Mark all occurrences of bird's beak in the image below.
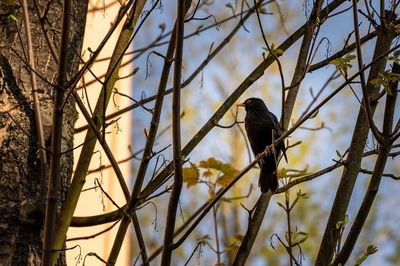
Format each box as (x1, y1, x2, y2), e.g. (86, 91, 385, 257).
(236, 103, 245, 107)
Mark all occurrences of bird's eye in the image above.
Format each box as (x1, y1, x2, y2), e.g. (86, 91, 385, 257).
(247, 99, 252, 104)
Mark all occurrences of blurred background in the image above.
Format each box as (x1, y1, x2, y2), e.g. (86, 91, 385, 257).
(67, 0, 400, 265)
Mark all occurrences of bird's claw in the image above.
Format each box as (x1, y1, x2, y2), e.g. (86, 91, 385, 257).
(256, 153, 265, 165)
(264, 144, 276, 157)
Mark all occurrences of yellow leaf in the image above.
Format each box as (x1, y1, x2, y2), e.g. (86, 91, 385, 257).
(182, 165, 199, 188)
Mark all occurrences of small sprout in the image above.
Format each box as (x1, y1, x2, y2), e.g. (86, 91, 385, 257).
(88, 47, 94, 55)
(195, 25, 204, 34)
(158, 23, 166, 32)
(8, 14, 18, 27)
(309, 109, 319, 119)
(336, 214, 349, 230)
(262, 44, 283, 57)
(336, 150, 344, 162)
(293, 140, 302, 146)
(121, 67, 139, 79)
(355, 245, 378, 266)
(366, 245, 378, 254)
(225, 3, 235, 15)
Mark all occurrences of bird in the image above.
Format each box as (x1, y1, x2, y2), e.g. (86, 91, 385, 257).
(237, 97, 287, 193)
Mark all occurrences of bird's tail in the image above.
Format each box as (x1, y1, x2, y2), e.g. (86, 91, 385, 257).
(259, 160, 278, 193)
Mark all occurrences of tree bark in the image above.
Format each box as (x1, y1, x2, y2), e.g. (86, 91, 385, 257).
(0, 0, 87, 264)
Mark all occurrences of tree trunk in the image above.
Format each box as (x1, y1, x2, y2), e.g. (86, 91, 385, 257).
(0, 0, 87, 264)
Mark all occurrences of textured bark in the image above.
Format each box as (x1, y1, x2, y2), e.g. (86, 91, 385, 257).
(0, 0, 87, 264)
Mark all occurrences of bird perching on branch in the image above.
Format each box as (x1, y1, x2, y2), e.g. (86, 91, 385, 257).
(237, 98, 287, 193)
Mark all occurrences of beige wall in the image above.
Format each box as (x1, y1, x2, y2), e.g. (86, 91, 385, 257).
(66, 2, 132, 265)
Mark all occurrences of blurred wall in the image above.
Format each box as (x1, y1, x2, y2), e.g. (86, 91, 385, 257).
(66, 1, 132, 265)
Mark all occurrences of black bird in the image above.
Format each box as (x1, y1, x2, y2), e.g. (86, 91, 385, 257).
(237, 98, 287, 193)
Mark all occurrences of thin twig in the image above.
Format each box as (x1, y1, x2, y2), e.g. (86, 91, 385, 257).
(66, 220, 120, 242)
(21, 0, 48, 201)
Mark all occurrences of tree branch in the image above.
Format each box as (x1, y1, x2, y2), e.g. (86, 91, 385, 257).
(161, 0, 185, 264)
(42, 0, 72, 264)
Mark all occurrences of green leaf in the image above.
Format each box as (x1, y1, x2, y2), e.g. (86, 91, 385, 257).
(274, 48, 284, 56)
(8, 14, 18, 27)
(182, 164, 200, 188)
(262, 45, 283, 56)
(370, 70, 400, 95)
(330, 55, 356, 75)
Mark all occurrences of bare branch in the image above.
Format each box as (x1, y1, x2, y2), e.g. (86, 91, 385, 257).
(161, 0, 185, 263)
(21, 0, 48, 202)
(43, 0, 72, 264)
